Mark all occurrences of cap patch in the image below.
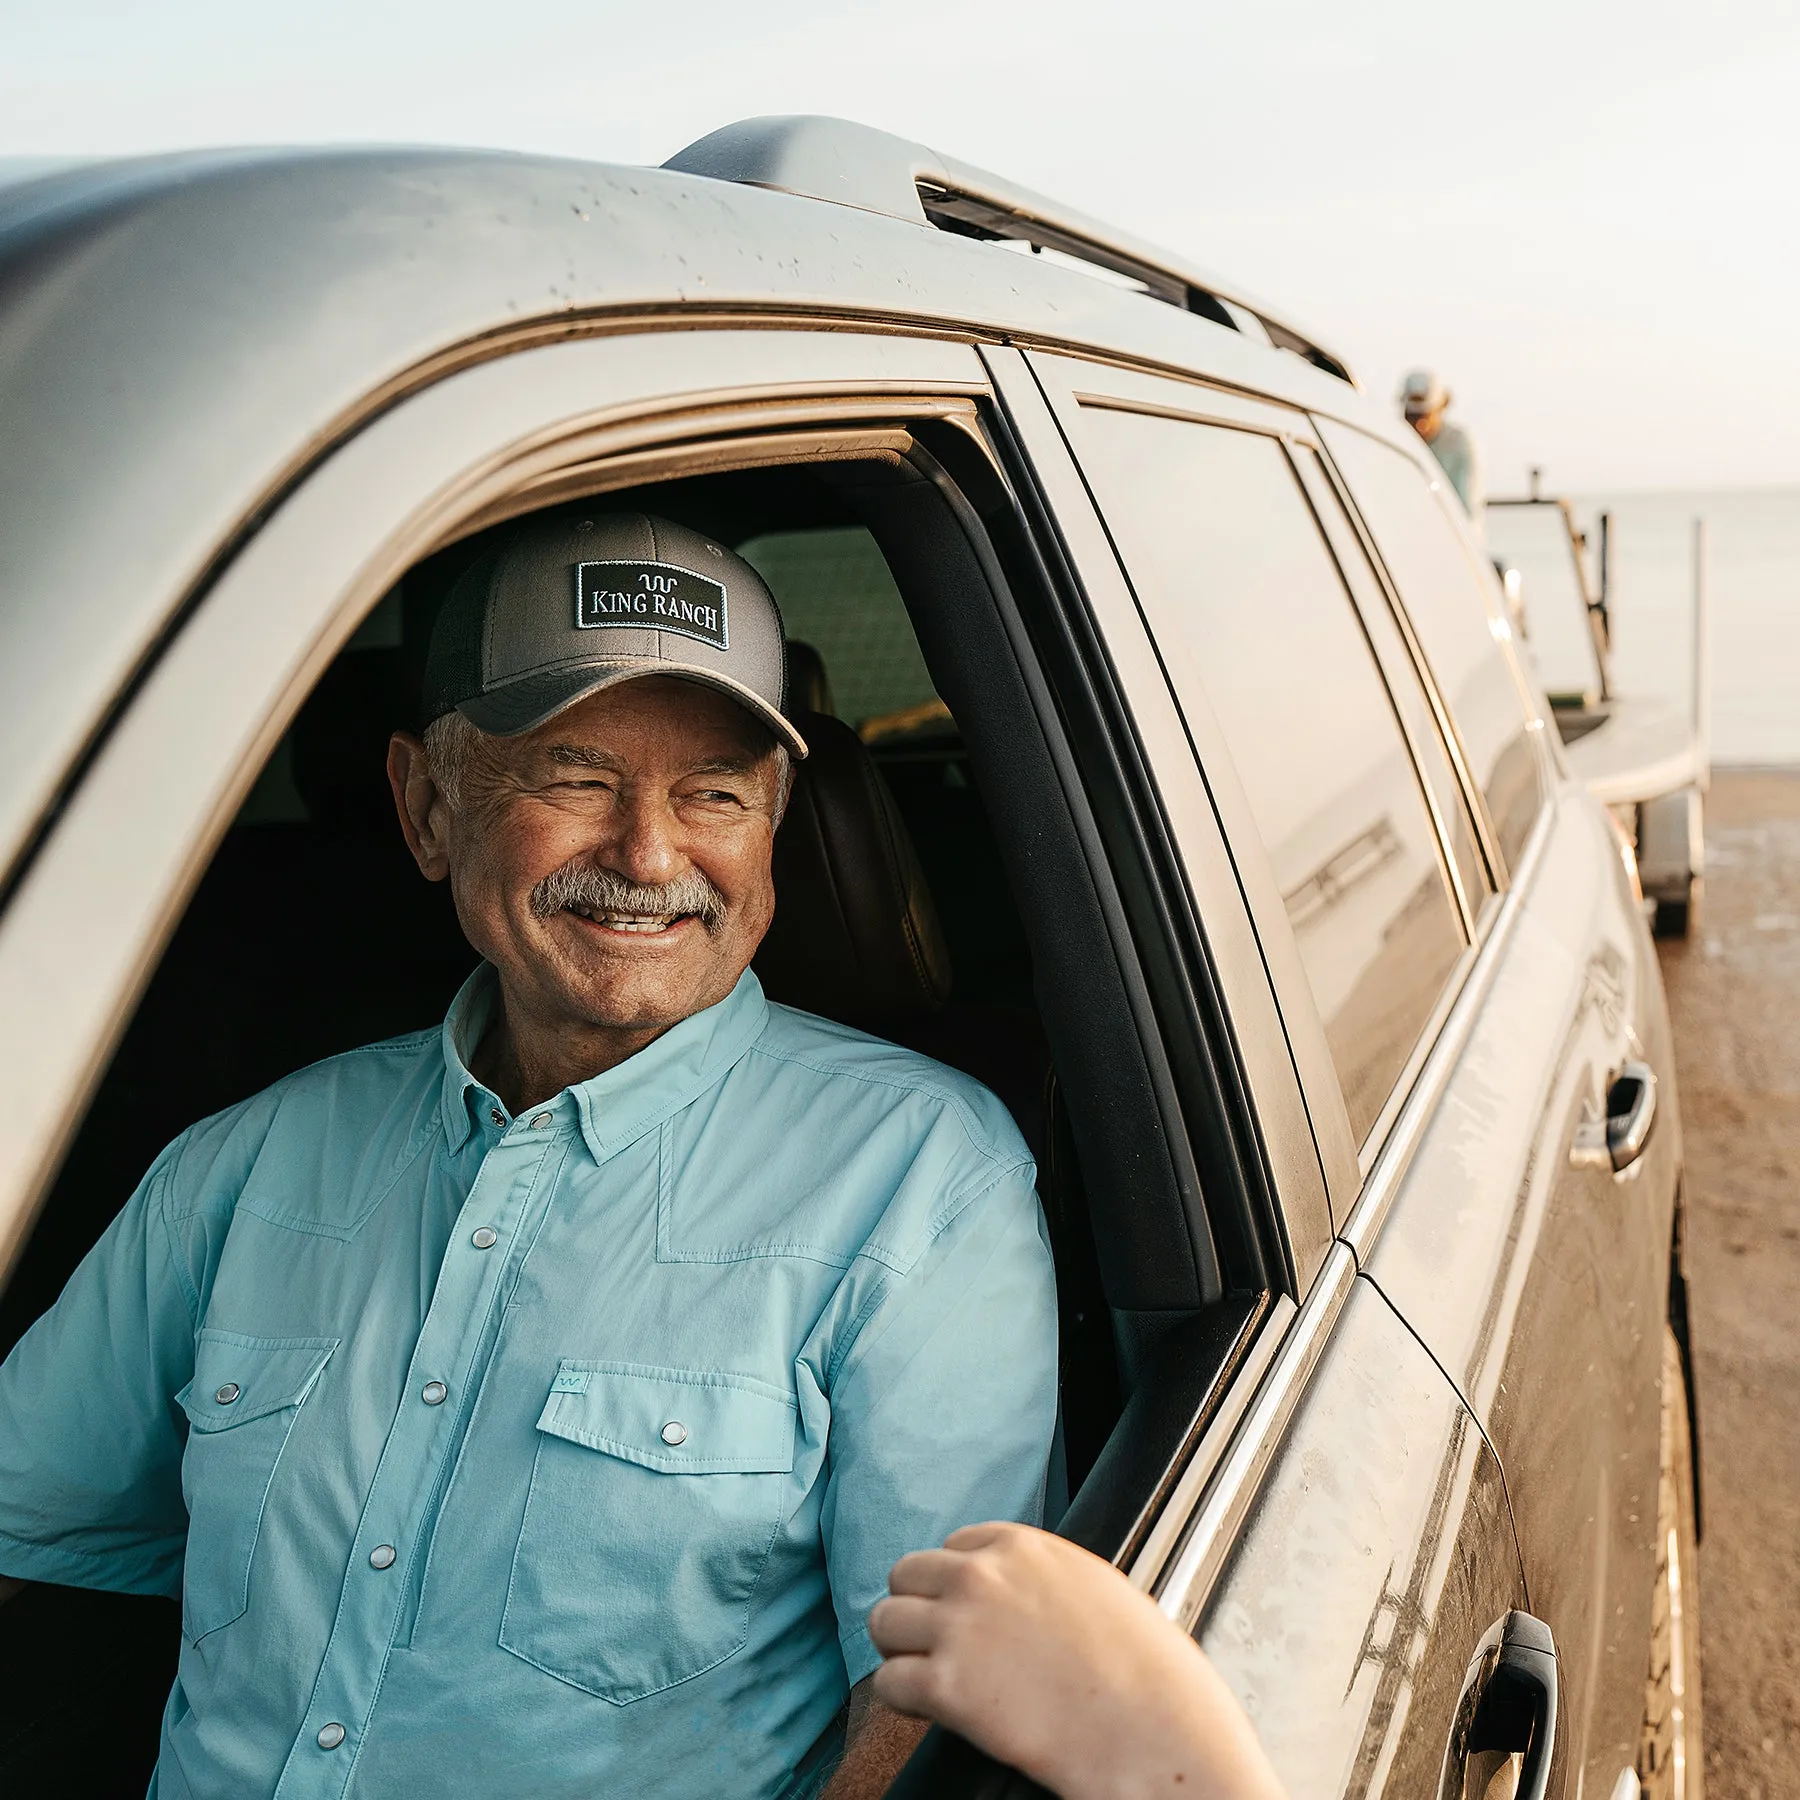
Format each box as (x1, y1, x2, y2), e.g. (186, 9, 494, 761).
(575, 561, 728, 652)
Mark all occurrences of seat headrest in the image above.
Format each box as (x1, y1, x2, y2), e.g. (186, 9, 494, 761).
(785, 639, 836, 716)
(755, 709, 952, 1026)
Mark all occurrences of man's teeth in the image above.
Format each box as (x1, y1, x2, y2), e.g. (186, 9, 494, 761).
(567, 903, 681, 932)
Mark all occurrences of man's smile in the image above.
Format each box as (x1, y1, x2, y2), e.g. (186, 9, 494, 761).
(561, 900, 703, 938)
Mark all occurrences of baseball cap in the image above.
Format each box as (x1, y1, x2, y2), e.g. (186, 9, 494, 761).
(421, 510, 808, 758)
(1399, 368, 1449, 416)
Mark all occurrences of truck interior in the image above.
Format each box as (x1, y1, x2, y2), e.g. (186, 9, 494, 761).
(0, 427, 1280, 1793)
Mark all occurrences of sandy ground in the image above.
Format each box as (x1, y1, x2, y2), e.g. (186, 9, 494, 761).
(1656, 770, 1800, 1798)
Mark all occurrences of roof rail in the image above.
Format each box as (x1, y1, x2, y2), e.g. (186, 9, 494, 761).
(664, 116, 1356, 387)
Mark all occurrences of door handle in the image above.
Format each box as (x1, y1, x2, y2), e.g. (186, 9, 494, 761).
(1603, 1062, 1657, 1171)
(1441, 1610, 1559, 1800)
(1570, 1061, 1658, 1174)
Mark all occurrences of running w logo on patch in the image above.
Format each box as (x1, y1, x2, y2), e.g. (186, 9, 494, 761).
(574, 561, 729, 652)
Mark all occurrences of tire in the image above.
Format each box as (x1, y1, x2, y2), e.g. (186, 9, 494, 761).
(1637, 1327, 1704, 1800)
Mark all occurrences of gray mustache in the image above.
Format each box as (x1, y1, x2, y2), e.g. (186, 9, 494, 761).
(530, 861, 729, 934)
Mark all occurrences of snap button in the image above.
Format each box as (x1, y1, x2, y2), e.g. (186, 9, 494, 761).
(421, 1381, 448, 1406)
(317, 1723, 346, 1751)
(531, 1111, 553, 1129)
(660, 1421, 688, 1446)
(489, 1107, 506, 1127)
(470, 1227, 499, 1250)
(369, 1544, 397, 1570)
(214, 1382, 241, 1405)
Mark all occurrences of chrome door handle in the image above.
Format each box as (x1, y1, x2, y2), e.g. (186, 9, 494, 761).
(1442, 1610, 1559, 1800)
(1604, 1061, 1657, 1171)
(1570, 1061, 1658, 1174)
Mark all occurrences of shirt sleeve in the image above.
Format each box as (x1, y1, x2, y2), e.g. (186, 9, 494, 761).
(818, 1160, 1059, 1687)
(0, 1142, 200, 1597)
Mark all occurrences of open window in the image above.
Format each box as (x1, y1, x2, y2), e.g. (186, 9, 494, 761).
(0, 379, 1279, 1792)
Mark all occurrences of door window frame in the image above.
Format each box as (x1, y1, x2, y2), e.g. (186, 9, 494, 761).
(1019, 350, 1497, 1212)
(0, 323, 1304, 1579)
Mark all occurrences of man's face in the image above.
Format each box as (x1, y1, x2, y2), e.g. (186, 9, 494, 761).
(1406, 405, 1444, 443)
(415, 678, 783, 1041)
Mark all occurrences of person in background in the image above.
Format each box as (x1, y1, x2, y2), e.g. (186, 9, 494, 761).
(1400, 368, 1485, 534)
(869, 1522, 1288, 1800)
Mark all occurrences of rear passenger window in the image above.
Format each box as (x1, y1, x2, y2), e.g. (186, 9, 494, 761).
(737, 526, 942, 737)
(1320, 423, 1546, 872)
(1074, 407, 1465, 1147)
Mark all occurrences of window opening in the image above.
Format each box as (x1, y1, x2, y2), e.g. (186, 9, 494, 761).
(4, 438, 1270, 1789)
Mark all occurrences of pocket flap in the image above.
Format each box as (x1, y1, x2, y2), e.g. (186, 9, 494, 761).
(535, 1362, 797, 1474)
(177, 1330, 338, 1432)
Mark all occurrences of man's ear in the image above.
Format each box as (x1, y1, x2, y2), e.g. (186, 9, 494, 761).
(388, 732, 453, 882)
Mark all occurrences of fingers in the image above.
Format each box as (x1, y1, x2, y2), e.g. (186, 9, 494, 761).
(941, 1519, 1019, 1552)
(884, 1547, 964, 1597)
(869, 1652, 937, 1721)
(868, 1593, 940, 1656)
(891, 1521, 1036, 1592)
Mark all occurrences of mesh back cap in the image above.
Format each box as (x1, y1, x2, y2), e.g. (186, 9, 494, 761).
(422, 511, 808, 758)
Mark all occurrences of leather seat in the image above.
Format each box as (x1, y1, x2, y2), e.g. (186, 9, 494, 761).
(755, 708, 953, 1028)
(755, 708, 1048, 1165)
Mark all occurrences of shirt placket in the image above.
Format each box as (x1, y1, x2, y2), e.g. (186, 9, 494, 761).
(271, 1100, 570, 1800)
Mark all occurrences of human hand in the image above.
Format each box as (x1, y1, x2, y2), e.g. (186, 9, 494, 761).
(868, 1522, 1286, 1800)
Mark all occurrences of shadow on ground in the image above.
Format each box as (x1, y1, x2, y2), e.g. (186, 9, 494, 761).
(1658, 770, 1800, 1799)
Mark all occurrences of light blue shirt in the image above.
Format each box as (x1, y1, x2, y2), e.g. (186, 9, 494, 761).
(1426, 418, 1484, 531)
(0, 967, 1058, 1799)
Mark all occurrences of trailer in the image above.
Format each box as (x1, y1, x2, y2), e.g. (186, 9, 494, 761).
(1488, 492, 1709, 936)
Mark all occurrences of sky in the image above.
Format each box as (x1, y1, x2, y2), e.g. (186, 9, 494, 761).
(3, 0, 1797, 494)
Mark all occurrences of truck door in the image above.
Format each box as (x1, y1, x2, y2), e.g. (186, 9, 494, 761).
(1319, 420, 1678, 1800)
(987, 348, 1553, 1799)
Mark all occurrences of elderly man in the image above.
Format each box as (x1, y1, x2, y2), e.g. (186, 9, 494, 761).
(0, 512, 1059, 1799)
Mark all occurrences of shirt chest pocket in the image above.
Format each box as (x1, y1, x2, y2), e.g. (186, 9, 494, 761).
(175, 1331, 337, 1644)
(500, 1362, 798, 1704)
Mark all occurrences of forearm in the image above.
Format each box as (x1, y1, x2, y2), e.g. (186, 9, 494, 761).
(869, 1524, 1289, 1800)
(821, 1681, 930, 1800)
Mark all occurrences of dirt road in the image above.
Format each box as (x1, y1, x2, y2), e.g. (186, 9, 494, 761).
(1657, 771, 1800, 1798)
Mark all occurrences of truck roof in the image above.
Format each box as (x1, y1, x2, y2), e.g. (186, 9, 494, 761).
(0, 131, 1402, 886)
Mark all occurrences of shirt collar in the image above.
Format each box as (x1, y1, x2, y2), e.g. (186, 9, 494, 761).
(439, 967, 500, 1152)
(437, 964, 771, 1162)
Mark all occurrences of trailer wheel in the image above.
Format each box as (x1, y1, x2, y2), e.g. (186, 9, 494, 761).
(1654, 888, 1694, 939)
(1640, 791, 1703, 940)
